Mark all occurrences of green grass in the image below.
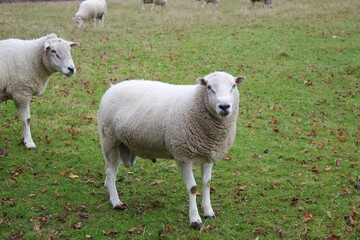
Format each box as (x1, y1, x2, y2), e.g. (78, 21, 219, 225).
(1, 0, 359, 239)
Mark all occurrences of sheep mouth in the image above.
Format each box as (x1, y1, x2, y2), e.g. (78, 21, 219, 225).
(219, 111, 230, 116)
(65, 72, 74, 77)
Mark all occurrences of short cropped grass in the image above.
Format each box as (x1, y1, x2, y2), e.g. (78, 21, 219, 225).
(0, 0, 359, 239)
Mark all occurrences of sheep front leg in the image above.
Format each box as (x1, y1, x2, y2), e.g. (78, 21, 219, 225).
(180, 161, 203, 230)
(15, 100, 36, 149)
(201, 163, 215, 218)
(194, 0, 198, 8)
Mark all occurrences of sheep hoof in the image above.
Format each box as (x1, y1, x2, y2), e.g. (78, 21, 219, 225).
(24, 140, 36, 150)
(114, 203, 127, 211)
(190, 221, 203, 230)
(25, 144, 36, 150)
(204, 214, 215, 219)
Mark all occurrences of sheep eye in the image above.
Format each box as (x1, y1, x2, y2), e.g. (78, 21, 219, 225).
(207, 85, 215, 93)
(50, 50, 60, 58)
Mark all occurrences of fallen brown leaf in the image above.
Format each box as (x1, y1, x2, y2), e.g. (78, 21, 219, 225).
(151, 180, 164, 185)
(33, 222, 41, 231)
(60, 169, 68, 176)
(326, 234, 341, 240)
(236, 184, 245, 191)
(290, 197, 298, 206)
(326, 211, 332, 219)
(65, 205, 76, 211)
(279, 229, 286, 239)
(303, 212, 314, 223)
(73, 222, 83, 229)
(128, 227, 137, 234)
(69, 173, 79, 179)
(253, 227, 267, 234)
(103, 230, 118, 237)
(310, 166, 320, 174)
(338, 135, 346, 141)
(324, 166, 333, 171)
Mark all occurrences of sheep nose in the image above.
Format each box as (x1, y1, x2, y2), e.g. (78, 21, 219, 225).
(68, 67, 75, 74)
(219, 104, 230, 111)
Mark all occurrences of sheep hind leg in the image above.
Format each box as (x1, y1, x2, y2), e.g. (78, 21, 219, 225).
(201, 163, 215, 219)
(104, 146, 127, 210)
(151, 2, 158, 10)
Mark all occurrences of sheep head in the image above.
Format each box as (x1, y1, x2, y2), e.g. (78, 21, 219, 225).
(43, 38, 79, 77)
(197, 72, 246, 119)
(73, 17, 85, 28)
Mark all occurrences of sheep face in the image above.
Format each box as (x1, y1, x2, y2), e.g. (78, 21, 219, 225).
(44, 39, 79, 77)
(73, 17, 85, 28)
(197, 72, 245, 118)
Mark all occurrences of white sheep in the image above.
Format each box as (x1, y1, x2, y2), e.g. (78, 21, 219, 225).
(0, 33, 78, 149)
(140, 0, 168, 10)
(194, 0, 220, 8)
(73, 0, 107, 28)
(250, 0, 273, 8)
(98, 71, 246, 229)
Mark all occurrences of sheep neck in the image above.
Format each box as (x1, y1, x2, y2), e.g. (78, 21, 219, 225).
(182, 86, 238, 162)
(190, 85, 238, 131)
(41, 51, 56, 77)
(30, 36, 55, 79)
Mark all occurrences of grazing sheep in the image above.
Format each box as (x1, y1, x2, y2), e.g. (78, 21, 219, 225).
(98, 71, 246, 229)
(140, 0, 168, 10)
(73, 0, 107, 28)
(194, 0, 220, 8)
(250, 0, 273, 8)
(0, 33, 78, 149)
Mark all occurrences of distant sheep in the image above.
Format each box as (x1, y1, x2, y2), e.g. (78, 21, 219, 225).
(251, 0, 273, 8)
(140, 0, 168, 10)
(73, 0, 107, 28)
(0, 33, 78, 149)
(194, 0, 220, 8)
(98, 71, 246, 229)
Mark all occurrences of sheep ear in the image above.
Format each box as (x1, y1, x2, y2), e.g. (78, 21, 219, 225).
(234, 76, 246, 84)
(44, 41, 50, 51)
(68, 41, 79, 48)
(196, 77, 207, 86)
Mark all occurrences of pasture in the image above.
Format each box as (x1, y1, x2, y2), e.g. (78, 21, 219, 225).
(0, 0, 359, 239)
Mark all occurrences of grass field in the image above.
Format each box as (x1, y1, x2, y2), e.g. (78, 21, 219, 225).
(0, 0, 359, 239)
